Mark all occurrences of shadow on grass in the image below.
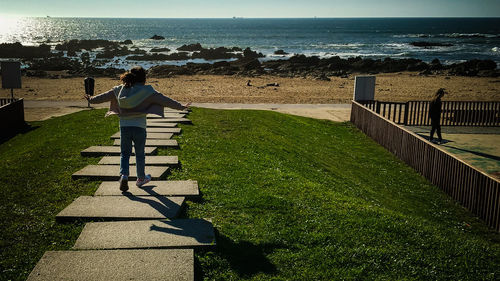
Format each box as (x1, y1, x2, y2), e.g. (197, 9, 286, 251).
(0, 124, 39, 144)
(196, 231, 281, 279)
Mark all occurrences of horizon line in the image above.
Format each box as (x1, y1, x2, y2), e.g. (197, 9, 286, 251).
(2, 15, 500, 19)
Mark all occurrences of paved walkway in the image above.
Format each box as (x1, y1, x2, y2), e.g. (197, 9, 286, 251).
(405, 126, 500, 179)
(23, 100, 352, 122)
(28, 110, 214, 281)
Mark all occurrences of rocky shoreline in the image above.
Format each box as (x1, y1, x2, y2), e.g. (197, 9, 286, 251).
(0, 40, 498, 79)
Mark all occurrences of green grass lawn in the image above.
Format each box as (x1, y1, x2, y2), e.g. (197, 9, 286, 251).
(1, 108, 499, 280)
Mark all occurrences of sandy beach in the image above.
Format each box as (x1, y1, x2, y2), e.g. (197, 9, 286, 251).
(1, 72, 499, 104)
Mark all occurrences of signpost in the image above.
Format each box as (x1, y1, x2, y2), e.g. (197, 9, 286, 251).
(353, 75, 376, 101)
(1, 61, 22, 99)
(84, 77, 95, 108)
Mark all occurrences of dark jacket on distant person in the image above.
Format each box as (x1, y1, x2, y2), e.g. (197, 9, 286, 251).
(428, 98, 442, 121)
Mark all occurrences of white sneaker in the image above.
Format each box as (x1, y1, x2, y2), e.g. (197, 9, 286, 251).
(136, 174, 151, 187)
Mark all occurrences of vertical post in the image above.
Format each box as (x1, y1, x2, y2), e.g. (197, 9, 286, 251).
(11, 88, 14, 100)
(403, 102, 409, 125)
(84, 77, 95, 108)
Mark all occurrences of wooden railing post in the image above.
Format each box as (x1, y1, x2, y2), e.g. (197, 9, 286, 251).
(403, 102, 409, 125)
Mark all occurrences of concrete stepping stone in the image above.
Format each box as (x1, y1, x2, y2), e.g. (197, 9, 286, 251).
(56, 195, 185, 222)
(148, 118, 191, 124)
(73, 219, 215, 250)
(113, 139, 178, 148)
(95, 180, 199, 197)
(110, 132, 173, 140)
(81, 146, 157, 157)
(72, 165, 168, 180)
(98, 156, 179, 166)
(165, 110, 189, 114)
(110, 132, 178, 139)
(148, 113, 186, 119)
(147, 127, 182, 133)
(27, 249, 194, 281)
(147, 122, 178, 128)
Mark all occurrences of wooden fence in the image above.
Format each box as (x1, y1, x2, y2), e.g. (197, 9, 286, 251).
(0, 98, 17, 107)
(358, 100, 500, 127)
(351, 100, 500, 232)
(0, 98, 26, 135)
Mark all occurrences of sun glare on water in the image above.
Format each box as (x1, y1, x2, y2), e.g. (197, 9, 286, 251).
(0, 16, 35, 44)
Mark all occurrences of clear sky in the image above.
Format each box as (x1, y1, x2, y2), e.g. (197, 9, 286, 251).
(0, 0, 499, 18)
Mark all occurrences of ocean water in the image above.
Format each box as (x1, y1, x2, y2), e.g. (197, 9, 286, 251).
(1, 17, 499, 67)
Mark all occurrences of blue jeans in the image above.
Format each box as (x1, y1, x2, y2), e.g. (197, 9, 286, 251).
(120, 126, 146, 179)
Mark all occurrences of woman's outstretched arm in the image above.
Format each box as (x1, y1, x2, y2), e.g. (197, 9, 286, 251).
(84, 89, 115, 104)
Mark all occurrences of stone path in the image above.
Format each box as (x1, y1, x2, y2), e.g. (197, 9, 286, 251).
(72, 165, 169, 180)
(147, 122, 179, 128)
(56, 196, 185, 222)
(147, 127, 182, 133)
(30, 109, 214, 280)
(111, 131, 178, 139)
(73, 219, 215, 250)
(111, 132, 174, 139)
(112, 139, 178, 148)
(95, 180, 199, 197)
(148, 113, 186, 119)
(81, 146, 157, 156)
(98, 156, 179, 166)
(27, 250, 194, 281)
(148, 118, 192, 124)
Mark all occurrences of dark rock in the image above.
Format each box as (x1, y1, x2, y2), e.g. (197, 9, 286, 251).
(121, 40, 133, 44)
(150, 35, 165, 40)
(55, 39, 119, 53)
(126, 52, 190, 61)
(447, 59, 497, 76)
(0, 42, 52, 59)
(243, 47, 265, 59)
(26, 70, 48, 77)
(28, 57, 82, 71)
(69, 66, 123, 77)
(212, 61, 231, 68)
(274, 49, 289, 55)
(230, 58, 262, 71)
(150, 47, 171, 52)
(289, 54, 320, 65)
(148, 64, 195, 76)
(407, 62, 428, 71)
(410, 41, 453, 48)
(177, 43, 203, 52)
(80, 52, 91, 66)
(191, 47, 241, 60)
(95, 46, 146, 59)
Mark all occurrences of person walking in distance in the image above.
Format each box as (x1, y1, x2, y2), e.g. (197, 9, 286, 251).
(85, 66, 190, 191)
(429, 88, 446, 144)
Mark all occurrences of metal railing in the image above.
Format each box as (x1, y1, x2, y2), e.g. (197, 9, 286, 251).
(358, 100, 500, 127)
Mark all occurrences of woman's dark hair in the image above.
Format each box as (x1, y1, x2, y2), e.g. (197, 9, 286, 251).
(120, 66, 147, 88)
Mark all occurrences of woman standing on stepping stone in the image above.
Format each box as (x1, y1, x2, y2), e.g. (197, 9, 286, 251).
(84, 66, 190, 191)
